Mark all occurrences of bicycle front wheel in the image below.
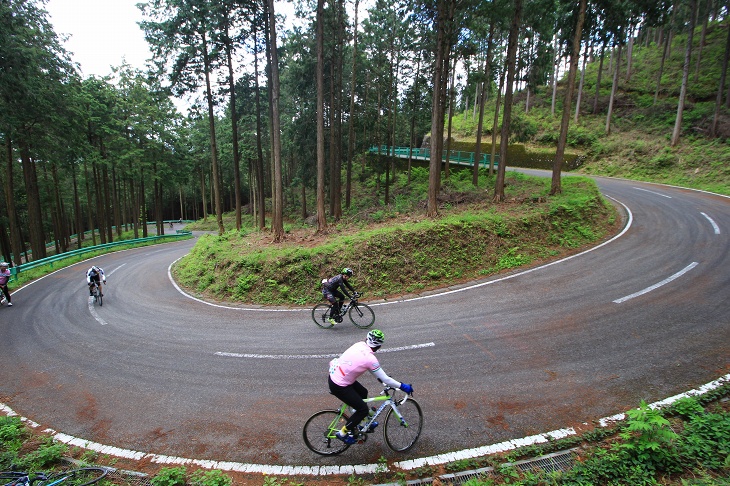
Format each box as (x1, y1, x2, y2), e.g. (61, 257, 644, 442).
(384, 398, 423, 452)
(311, 304, 334, 329)
(98, 292, 103, 307)
(348, 303, 375, 328)
(46, 467, 109, 486)
(302, 410, 350, 455)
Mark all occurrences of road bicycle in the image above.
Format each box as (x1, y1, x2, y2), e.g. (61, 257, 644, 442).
(302, 383, 423, 455)
(311, 293, 375, 329)
(0, 467, 109, 486)
(89, 282, 102, 307)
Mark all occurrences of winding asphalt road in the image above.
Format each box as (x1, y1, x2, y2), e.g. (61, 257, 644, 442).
(1, 174, 728, 474)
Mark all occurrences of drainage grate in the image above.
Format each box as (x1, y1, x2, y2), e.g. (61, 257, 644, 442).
(375, 448, 577, 486)
(510, 448, 577, 474)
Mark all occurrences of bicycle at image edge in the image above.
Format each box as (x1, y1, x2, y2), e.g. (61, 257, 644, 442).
(311, 292, 375, 329)
(89, 281, 102, 307)
(302, 383, 423, 455)
(0, 467, 109, 486)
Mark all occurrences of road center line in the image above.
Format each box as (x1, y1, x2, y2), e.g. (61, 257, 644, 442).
(700, 212, 721, 234)
(613, 262, 699, 304)
(633, 186, 672, 198)
(215, 342, 435, 359)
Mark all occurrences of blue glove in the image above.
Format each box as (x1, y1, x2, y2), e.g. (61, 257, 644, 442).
(400, 383, 413, 394)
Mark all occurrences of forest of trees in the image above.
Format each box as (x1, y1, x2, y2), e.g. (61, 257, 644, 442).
(1, 0, 729, 265)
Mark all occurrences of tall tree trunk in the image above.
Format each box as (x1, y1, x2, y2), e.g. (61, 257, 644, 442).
(20, 140, 46, 259)
(474, 23, 494, 186)
(111, 164, 121, 238)
(711, 10, 730, 137)
(407, 56, 422, 185)
(267, 0, 284, 241)
(654, 28, 671, 105)
(129, 160, 139, 238)
(625, 26, 634, 82)
(427, 0, 454, 217)
(199, 164, 207, 222)
(490, 68, 505, 177)
(4, 135, 23, 265)
(551, 34, 561, 116)
(71, 159, 83, 250)
(694, 0, 710, 82)
(574, 42, 590, 122)
(605, 41, 622, 135)
(224, 20, 242, 231)
(551, 0, 586, 195)
(494, 0, 522, 202)
(346, 0, 359, 209)
(444, 57, 456, 181)
(593, 40, 607, 114)
(253, 21, 266, 230)
(140, 168, 148, 237)
(201, 32, 224, 236)
(315, 0, 327, 233)
(671, 0, 698, 146)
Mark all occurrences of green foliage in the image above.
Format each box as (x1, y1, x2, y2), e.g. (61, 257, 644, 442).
(150, 467, 187, 486)
(677, 411, 730, 470)
(12, 437, 67, 470)
(174, 174, 614, 306)
(620, 400, 681, 471)
(189, 469, 232, 486)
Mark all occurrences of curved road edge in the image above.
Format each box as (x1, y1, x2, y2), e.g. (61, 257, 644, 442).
(1, 374, 728, 476)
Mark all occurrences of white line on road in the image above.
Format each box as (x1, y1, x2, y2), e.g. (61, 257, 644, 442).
(613, 262, 699, 304)
(633, 186, 672, 198)
(215, 342, 435, 359)
(169, 197, 636, 310)
(700, 212, 721, 234)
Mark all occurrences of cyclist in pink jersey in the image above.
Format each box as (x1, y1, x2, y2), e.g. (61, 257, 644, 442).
(328, 329, 414, 444)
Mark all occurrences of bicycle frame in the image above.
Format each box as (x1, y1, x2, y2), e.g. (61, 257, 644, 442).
(327, 386, 412, 441)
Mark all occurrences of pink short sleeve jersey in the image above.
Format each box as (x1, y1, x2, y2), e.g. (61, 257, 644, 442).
(329, 341, 381, 386)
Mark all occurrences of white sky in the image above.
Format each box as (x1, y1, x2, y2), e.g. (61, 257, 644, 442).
(45, 0, 153, 78)
(44, 0, 303, 79)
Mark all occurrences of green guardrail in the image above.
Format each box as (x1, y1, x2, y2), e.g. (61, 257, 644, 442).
(6, 230, 192, 281)
(368, 145, 499, 168)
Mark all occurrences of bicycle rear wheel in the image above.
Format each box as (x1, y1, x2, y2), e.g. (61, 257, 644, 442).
(302, 410, 350, 455)
(312, 304, 334, 329)
(348, 303, 375, 328)
(46, 467, 109, 486)
(384, 398, 423, 452)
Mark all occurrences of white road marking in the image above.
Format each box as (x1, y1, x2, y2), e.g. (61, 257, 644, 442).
(700, 212, 721, 234)
(613, 262, 699, 304)
(633, 186, 672, 198)
(216, 342, 435, 359)
(2, 373, 726, 476)
(171, 197, 634, 309)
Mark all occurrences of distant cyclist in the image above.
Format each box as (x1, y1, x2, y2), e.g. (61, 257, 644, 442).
(0, 262, 12, 306)
(321, 267, 357, 325)
(86, 265, 107, 297)
(328, 329, 414, 444)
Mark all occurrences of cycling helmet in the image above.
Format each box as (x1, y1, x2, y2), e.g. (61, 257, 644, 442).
(342, 267, 353, 277)
(366, 329, 385, 348)
(0, 262, 8, 268)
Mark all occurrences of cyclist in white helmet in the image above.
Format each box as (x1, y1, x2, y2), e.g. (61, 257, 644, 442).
(328, 329, 414, 444)
(86, 265, 107, 297)
(0, 262, 12, 306)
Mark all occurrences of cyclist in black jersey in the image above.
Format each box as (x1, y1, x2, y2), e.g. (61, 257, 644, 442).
(321, 267, 357, 324)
